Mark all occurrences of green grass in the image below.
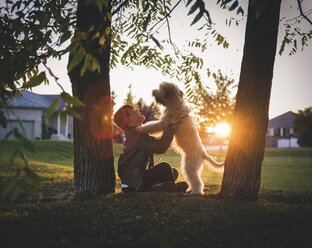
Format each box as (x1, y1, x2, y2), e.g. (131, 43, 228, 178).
(1, 140, 312, 192)
(261, 149, 312, 191)
(1, 141, 312, 248)
(1, 192, 312, 248)
(0, 140, 74, 166)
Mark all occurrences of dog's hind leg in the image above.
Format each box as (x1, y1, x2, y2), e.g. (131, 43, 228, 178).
(181, 154, 204, 194)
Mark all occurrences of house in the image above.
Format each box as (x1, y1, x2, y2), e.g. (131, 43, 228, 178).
(0, 91, 73, 140)
(266, 111, 299, 148)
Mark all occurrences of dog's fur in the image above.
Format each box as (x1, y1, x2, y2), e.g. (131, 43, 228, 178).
(136, 82, 224, 194)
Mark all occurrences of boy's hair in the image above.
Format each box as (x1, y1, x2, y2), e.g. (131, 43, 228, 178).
(113, 104, 134, 130)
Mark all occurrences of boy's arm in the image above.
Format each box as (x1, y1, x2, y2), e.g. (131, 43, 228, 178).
(136, 124, 176, 154)
(136, 119, 167, 134)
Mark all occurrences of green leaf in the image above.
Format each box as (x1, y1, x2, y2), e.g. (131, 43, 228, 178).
(237, 6, 244, 16)
(44, 98, 59, 121)
(3, 130, 13, 140)
(186, 0, 193, 7)
(60, 111, 68, 126)
(229, 0, 238, 11)
(88, 25, 95, 33)
(0, 110, 7, 128)
(16, 119, 26, 136)
(191, 11, 204, 26)
(50, 110, 61, 124)
(65, 107, 82, 120)
(22, 72, 46, 89)
(80, 53, 93, 76)
(106, 12, 112, 21)
(2, 170, 21, 199)
(142, 12, 151, 32)
(67, 48, 85, 72)
(23, 166, 41, 185)
(187, 90, 193, 98)
(91, 57, 101, 73)
(294, 39, 297, 50)
(188, 1, 200, 16)
(60, 92, 85, 107)
(91, 31, 100, 40)
(143, 1, 149, 12)
(22, 138, 36, 153)
(13, 128, 24, 140)
(220, 0, 233, 7)
(223, 0, 233, 4)
(60, 30, 72, 44)
(223, 40, 229, 48)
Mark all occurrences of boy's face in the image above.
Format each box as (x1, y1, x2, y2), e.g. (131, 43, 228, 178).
(127, 108, 145, 127)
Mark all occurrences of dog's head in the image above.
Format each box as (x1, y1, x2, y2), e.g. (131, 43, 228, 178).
(152, 82, 184, 107)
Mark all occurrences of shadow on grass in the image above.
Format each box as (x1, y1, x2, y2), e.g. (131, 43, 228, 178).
(1, 187, 312, 248)
(1, 158, 312, 248)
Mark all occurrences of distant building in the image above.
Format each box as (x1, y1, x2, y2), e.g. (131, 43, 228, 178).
(0, 91, 73, 140)
(266, 111, 299, 148)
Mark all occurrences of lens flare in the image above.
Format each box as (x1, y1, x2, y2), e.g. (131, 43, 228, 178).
(214, 122, 230, 137)
(89, 96, 114, 140)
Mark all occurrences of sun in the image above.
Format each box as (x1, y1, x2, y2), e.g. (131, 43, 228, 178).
(214, 122, 230, 137)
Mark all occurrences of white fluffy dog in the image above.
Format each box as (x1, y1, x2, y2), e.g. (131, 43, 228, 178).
(136, 82, 224, 194)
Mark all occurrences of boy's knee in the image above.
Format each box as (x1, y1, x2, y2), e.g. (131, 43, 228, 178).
(158, 162, 172, 173)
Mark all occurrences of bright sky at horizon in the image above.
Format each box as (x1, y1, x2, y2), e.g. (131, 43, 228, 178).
(32, 0, 312, 119)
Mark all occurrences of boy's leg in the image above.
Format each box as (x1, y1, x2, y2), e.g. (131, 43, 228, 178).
(143, 162, 189, 193)
(143, 162, 175, 187)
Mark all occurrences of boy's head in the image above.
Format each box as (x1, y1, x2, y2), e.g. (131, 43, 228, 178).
(114, 104, 145, 130)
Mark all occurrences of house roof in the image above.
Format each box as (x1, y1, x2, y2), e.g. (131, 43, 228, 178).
(268, 111, 296, 128)
(8, 91, 64, 110)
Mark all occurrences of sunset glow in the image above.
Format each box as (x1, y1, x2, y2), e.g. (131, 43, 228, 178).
(213, 122, 231, 137)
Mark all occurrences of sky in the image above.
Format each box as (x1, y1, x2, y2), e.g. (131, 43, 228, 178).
(32, 0, 312, 119)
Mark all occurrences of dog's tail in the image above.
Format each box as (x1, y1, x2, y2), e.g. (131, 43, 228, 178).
(203, 153, 224, 172)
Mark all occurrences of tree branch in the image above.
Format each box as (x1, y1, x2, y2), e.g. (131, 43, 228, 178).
(297, 0, 312, 25)
(148, 0, 183, 33)
(164, 1, 173, 43)
(42, 63, 66, 93)
(286, 8, 312, 23)
(112, 0, 130, 16)
(163, 0, 182, 56)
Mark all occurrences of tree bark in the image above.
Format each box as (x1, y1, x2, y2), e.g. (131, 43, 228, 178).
(220, 0, 282, 201)
(68, 0, 115, 199)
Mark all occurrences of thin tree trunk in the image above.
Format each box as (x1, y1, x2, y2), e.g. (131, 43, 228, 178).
(68, 0, 115, 199)
(220, 0, 282, 201)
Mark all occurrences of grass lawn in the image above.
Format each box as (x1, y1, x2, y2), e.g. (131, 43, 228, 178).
(2, 140, 312, 192)
(0, 140, 312, 248)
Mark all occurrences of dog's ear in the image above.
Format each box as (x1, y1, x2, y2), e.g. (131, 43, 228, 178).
(179, 90, 184, 97)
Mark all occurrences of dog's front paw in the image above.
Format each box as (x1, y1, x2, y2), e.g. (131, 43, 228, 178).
(135, 126, 144, 133)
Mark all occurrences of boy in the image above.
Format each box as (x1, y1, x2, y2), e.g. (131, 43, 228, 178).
(113, 104, 188, 193)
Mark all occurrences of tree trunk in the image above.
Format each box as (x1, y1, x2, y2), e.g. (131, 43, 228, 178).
(220, 0, 282, 201)
(68, 0, 115, 199)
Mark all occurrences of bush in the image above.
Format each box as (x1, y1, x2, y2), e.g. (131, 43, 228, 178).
(294, 107, 312, 147)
